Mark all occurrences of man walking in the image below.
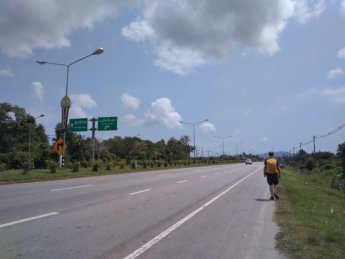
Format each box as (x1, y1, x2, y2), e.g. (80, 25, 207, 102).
(264, 151, 281, 200)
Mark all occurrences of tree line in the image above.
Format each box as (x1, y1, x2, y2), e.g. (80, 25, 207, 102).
(3, 102, 343, 172)
(1, 103, 244, 170)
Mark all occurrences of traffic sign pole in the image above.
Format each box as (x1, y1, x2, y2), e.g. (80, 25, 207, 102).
(90, 118, 97, 166)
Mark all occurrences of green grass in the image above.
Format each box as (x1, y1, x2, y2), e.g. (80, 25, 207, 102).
(0, 162, 229, 184)
(275, 167, 345, 259)
(0, 166, 168, 183)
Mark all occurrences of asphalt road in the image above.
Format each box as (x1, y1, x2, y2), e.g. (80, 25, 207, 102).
(0, 163, 286, 259)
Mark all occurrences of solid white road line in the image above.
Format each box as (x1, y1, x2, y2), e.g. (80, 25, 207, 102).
(129, 189, 151, 196)
(123, 167, 261, 259)
(0, 212, 58, 229)
(176, 180, 188, 184)
(50, 184, 94, 192)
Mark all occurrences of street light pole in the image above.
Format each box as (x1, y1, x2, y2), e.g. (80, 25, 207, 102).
(214, 135, 232, 155)
(28, 114, 45, 169)
(37, 48, 104, 167)
(180, 119, 208, 159)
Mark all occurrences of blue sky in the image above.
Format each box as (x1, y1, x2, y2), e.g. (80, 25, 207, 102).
(1, 0, 345, 155)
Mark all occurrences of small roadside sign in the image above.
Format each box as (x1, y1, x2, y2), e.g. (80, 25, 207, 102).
(53, 137, 66, 155)
(69, 118, 88, 132)
(98, 116, 117, 131)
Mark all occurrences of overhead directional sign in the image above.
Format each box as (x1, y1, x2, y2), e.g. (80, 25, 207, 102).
(98, 116, 118, 131)
(69, 118, 88, 132)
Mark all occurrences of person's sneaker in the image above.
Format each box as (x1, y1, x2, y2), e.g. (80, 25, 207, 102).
(269, 196, 274, 200)
(274, 193, 279, 200)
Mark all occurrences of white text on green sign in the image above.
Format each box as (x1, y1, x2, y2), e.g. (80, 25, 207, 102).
(98, 116, 117, 131)
(69, 118, 88, 132)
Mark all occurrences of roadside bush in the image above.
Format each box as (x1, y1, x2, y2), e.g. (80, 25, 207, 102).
(131, 161, 136, 169)
(49, 161, 57, 174)
(22, 160, 31, 175)
(305, 158, 316, 171)
(81, 160, 89, 168)
(0, 163, 8, 172)
(119, 162, 125, 169)
(72, 162, 80, 172)
(92, 163, 98, 172)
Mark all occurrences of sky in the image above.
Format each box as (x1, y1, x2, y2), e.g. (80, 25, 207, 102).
(1, 0, 345, 156)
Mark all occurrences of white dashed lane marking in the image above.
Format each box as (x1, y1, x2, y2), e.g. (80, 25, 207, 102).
(0, 212, 58, 229)
(129, 189, 152, 196)
(50, 184, 94, 192)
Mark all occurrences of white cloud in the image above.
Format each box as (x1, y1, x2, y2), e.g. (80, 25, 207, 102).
(122, 0, 295, 75)
(144, 98, 182, 128)
(321, 87, 345, 104)
(70, 93, 97, 118)
(297, 87, 345, 104)
(233, 129, 241, 136)
(0, 0, 126, 57)
(243, 109, 254, 116)
(293, 0, 325, 23)
(341, 0, 345, 16)
(154, 43, 205, 75)
(121, 20, 155, 42)
(200, 121, 216, 133)
(123, 113, 143, 127)
(328, 68, 344, 79)
(0, 69, 14, 78)
(121, 93, 140, 110)
(296, 88, 318, 97)
(337, 47, 345, 60)
(32, 81, 44, 100)
(70, 106, 88, 118)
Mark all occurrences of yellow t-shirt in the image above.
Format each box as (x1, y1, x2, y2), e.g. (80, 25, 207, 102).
(265, 158, 280, 174)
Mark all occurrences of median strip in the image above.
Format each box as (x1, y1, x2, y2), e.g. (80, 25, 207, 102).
(0, 212, 58, 229)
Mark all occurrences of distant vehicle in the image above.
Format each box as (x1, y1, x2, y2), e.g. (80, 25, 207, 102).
(245, 159, 252, 165)
(279, 163, 285, 168)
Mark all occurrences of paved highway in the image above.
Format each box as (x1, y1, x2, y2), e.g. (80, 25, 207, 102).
(0, 163, 285, 259)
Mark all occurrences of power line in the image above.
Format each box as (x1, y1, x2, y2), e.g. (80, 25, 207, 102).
(316, 122, 345, 139)
(295, 122, 345, 152)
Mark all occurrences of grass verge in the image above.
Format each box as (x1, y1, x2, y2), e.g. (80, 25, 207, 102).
(275, 167, 345, 258)
(0, 162, 225, 184)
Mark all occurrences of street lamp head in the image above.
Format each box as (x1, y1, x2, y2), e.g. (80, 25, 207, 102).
(34, 114, 45, 120)
(36, 60, 46, 65)
(92, 48, 104, 55)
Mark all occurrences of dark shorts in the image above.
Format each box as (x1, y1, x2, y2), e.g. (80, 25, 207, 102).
(266, 173, 279, 185)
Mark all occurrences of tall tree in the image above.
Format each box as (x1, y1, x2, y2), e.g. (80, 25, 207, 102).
(0, 102, 49, 169)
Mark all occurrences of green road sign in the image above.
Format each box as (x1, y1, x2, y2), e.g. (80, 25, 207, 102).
(98, 116, 117, 131)
(69, 118, 88, 132)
